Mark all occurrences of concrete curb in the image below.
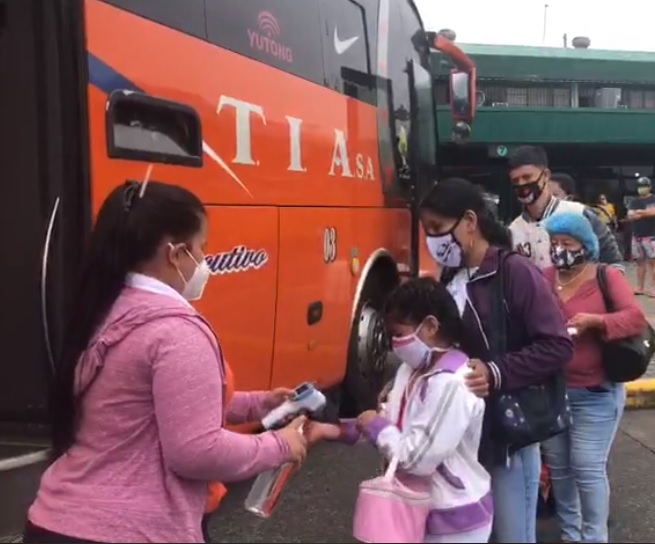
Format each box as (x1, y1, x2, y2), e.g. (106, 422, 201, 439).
(625, 378, 655, 410)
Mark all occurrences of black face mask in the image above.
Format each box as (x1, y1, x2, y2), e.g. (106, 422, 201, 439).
(514, 181, 544, 205)
(550, 244, 586, 270)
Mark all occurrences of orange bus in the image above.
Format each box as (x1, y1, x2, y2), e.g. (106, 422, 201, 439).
(0, 0, 474, 534)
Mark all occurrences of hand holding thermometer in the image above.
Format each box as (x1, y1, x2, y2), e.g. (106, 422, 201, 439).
(261, 382, 327, 430)
(567, 326, 579, 337)
(246, 382, 328, 518)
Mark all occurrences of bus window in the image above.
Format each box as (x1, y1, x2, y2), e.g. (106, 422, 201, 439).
(106, 91, 203, 167)
(379, 0, 414, 190)
(205, 0, 325, 86)
(398, 2, 437, 188)
(103, 0, 206, 39)
(320, 0, 373, 104)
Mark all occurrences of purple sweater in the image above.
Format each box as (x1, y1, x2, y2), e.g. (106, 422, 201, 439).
(29, 287, 290, 543)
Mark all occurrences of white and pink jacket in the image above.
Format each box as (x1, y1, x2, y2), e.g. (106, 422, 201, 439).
(342, 350, 493, 538)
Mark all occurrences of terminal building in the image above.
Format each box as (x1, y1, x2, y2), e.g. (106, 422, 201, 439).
(431, 33, 655, 220)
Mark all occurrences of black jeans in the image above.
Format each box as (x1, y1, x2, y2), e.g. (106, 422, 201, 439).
(23, 522, 101, 544)
(25, 518, 211, 543)
(201, 514, 211, 543)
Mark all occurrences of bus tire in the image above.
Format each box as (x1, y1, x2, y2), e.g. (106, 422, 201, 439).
(341, 260, 399, 417)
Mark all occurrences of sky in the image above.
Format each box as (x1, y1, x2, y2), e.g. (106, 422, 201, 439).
(415, 0, 655, 52)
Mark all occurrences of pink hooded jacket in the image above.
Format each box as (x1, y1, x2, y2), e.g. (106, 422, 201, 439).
(28, 277, 290, 543)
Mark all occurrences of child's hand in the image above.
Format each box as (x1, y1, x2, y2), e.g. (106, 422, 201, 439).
(377, 380, 393, 406)
(305, 422, 341, 445)
(356, 410, 378, 431)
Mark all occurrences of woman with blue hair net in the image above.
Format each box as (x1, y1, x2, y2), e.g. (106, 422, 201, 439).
(541, 211, 646, 543)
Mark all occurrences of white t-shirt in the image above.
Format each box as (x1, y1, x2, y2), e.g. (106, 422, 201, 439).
(447, 267, 479, 316)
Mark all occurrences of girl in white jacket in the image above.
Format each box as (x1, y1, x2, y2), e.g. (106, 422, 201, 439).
(311, 277, 493, 543)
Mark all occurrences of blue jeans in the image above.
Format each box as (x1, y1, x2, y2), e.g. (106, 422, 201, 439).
(490, 443, 541, 543)
(541, 384, 625, 543)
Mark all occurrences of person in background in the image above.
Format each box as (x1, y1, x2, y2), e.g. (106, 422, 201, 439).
(24, 181, 306, 544)
(625, 176, 655, 296)
(549, 172, 577, 201)
(418, 178, 573, 543)
(592, 194, 618, 230)
(541, 211, 645, 543)
(507, 146, 623, 270)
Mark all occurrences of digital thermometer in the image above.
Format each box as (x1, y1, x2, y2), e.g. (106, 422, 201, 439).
(261, 382, 327, 430)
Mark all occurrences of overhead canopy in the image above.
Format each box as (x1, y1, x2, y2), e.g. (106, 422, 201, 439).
(432, 43, 655, 85)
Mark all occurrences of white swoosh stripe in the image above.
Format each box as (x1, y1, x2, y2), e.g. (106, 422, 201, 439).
(334, 27, 359, 55)
(202, 141, 253, 198)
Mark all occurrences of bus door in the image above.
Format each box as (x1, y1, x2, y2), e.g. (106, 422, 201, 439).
(0, 0, 89, 430)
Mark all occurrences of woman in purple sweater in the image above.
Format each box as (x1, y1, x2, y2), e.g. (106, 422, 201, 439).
(24, 181, 307, 543)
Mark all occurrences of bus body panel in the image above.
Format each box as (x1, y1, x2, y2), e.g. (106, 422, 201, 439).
(272, 208, 357, 389)
(83, 0, 436, 394)
(86, 0, 386, 210)
(270, 206, 412, 389)
(196, 206, 279, 392)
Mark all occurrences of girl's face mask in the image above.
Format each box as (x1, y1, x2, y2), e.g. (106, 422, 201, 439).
(391, 318, 449, 370)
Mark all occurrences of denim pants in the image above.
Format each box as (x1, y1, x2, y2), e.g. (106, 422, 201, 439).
(490, 443, 541, 543)
(541, 383, 626, 543)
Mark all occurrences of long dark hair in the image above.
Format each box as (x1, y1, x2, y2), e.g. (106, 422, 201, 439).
(384, 277, 464, 347)
(51, 180, 205, 458)
(420, 177, 512, 250)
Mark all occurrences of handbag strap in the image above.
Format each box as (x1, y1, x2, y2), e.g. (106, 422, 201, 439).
(489, 252, 510, 359)
(596, 264, 615, 313)
(383, 455, 400, 482)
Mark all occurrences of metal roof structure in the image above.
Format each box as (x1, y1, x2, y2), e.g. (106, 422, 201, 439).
(432, 43, 655, 84)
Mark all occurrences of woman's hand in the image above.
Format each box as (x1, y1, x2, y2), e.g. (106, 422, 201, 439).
(305, 422, 341, 445)
(263, 387, 295, 411)
(568, 313, 604, 334)
(277, 416, 308, 462)
(465, 359, 491, 397)
(356, 410, 378, 431)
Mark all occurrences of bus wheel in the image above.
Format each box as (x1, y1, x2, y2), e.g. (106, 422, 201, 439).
(341, 269, 399, 416)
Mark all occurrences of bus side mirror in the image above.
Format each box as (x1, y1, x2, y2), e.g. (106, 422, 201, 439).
(449, 69, 476, 124)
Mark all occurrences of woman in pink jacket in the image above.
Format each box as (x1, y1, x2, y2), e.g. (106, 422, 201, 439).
(24, 181, 306, 543)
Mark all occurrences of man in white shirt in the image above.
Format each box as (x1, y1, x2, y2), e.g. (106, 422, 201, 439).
(507, 146, 623, 270)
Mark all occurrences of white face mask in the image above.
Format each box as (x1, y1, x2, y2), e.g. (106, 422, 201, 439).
(391, 320, 450, 370)
(172, 245, 211, 301)
(426, 233, 463, 268)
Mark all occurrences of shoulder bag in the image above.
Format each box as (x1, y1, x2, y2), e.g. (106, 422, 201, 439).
(596, 265, 655, 382)
(489, 252, 571, 450)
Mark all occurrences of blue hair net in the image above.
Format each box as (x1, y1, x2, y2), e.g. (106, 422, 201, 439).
(544, 211, 599, 260)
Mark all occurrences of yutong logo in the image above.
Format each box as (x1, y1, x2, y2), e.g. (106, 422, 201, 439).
(205, 245, 269, 275)
(247, 11, 293, 63)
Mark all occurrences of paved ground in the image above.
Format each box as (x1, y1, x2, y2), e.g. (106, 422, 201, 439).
(205, 263, 655, 543)
(208, 410, 655, 543)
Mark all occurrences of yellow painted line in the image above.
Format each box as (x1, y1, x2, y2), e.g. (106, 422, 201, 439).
(625, 378, 655, 410)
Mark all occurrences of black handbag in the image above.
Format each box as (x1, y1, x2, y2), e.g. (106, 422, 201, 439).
(596, 265, 655, 383)
(488, 252, 571, 450)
